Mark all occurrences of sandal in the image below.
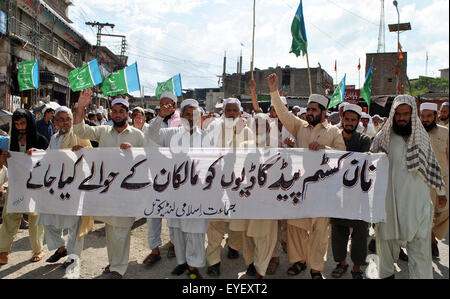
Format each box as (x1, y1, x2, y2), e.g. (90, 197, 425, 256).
(46, 248, 67, 263)
(246, 263, 257, 276)
(104, 264, 111, 273)
(171, 263, 188, 275)
(310, 270, 324, 279)
(0, 252, 8, 265)
(30, 251, 45, 263)
(206, 262, 221, 277)
(351, 270, 364, 279)
(167, 245, 176, 258)
(287, 261, 307, 276)
(143, 252, 161, 265)
(266, 257, 280, 275)
(331, 263, 349, 278)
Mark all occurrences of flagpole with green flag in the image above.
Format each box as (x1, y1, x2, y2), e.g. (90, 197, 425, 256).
(328, 74, 346, 109)
(251, 0, 256, 81)
(360, 59, 374, 114)
(290, 0, 312, 95)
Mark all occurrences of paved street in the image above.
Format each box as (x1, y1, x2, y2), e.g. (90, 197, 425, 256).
(0, 218, 447, 279)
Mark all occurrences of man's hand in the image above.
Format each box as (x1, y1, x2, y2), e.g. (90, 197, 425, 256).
(308, 142, 325, 151)
(267, 73, 278, 93)
(283, 137, 295, 148)
(71, 145, 84, 152)
(25, 148, 38, 156)
(438, 195, 447, 209)
(120, 142, 132, 150)
(77, 89, 92, 109)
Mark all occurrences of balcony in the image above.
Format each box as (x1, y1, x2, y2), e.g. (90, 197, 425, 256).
(8, 16, 82, 68)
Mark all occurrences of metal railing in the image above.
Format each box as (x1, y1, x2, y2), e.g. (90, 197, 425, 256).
(8, 16, 82, 67)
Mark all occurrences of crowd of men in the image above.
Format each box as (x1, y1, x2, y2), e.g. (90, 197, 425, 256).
(0, 73, 448, 280)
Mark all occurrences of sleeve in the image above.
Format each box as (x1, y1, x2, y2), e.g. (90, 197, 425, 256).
(360, 135, 372, 153)
(325, 128, 346, 151)
(73, 121, 102, 142)
(146, 116, 165, 145)
(270, 91, 302, 138)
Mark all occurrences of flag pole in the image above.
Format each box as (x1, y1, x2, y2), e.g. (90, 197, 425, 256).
(358, 58, 361, 89)
(306, 52, 312, 95)
(251, 0, 256, 81)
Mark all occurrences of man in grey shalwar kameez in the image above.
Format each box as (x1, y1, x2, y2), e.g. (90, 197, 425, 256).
(370, 95, 446, 279)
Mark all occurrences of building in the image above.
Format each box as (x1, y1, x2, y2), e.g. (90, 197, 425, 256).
(365, 52, 407, 96)
(0, 0, 91, 111)
(439, 68, 449, 80)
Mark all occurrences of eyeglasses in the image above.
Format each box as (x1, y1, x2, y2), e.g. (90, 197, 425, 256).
(56, 117, 72, 122)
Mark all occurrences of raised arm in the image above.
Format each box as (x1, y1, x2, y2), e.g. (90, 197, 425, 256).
(267, 73, 301, 138)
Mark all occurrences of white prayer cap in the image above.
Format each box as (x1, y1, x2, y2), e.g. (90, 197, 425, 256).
(95, 109, 103, 114)
(361, 112, 370, 119)
(111, 98, 129, 108)
(372, 114, 382, 120)
(299, 107, 307, 115)
(420, 102, 438, 112)
(146, 109, 155, 114)
(254, 113, 271, 121)
(308, 94, 329, 109)
(132, 107, 145, 115)
(343, 104, 362, 116)
(242, 112, 251, 119)
(42, 102, 60, 114)
(180, 99, 199, 113)
(223, 98, 242, 110)
(160, 92, 177, 103)
(442, 102, 449, 107)
(292, 105, 301, 110)
(55, 106, 72, 117)
(155, 106, 160, 110)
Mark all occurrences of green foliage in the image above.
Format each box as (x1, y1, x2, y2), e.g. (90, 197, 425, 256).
(408, 76, 449, 97)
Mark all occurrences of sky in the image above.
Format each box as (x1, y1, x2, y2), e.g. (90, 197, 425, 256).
(68, 0, 449, 97)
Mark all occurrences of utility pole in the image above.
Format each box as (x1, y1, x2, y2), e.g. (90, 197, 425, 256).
(85, 22, 115, 47)
(31, 0, 40, 108)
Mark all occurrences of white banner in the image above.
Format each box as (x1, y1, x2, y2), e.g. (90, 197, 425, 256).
(7, 147, 388, 223)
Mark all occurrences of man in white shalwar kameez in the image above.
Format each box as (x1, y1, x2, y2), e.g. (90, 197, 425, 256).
(73, 91, 145, 279)
(370, 95, 446, 279)
(37, 107, 93, 269)
(148, 99, 210, 279)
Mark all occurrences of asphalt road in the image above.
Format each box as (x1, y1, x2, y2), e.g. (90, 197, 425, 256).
(0, 218, 448, 279)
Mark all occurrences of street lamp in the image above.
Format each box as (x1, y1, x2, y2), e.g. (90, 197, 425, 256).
(388, 1, 411, 95)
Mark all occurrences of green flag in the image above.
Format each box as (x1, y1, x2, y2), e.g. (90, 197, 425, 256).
(328, 74, 346, 109)
(290, 0, 308, 57)
(68, 59, 103, 91)
(18, 59, 39, 91)
(155, 74, 182, 100)
(102, 63, 141, 97)
(360, 62, 373, 106)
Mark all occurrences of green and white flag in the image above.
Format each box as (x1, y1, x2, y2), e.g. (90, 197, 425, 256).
(360, 62, 373, 106)
(155, 74, 182, 100)
(18, 59, 39, 91)
(328, 74, 346, 109)
(101, 63, 141, 97)
(290, 0, 308, 57)
(68, 59, 103, 92)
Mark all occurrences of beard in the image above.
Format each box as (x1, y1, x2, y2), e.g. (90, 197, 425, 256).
(113, 118, 127, 127)
(393, 119, 412, 136)
(422, 121, 437, 132)
(306, 114, 322, 126)
(440, 115, 448, 121)
(343, 125, 357, 134)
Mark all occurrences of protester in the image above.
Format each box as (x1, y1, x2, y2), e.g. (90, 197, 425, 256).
(145, 109, 155, 123)
(205, 97, 254, 277)
(36, 106, 93, 270)
(147, 99, 210, 279)
(438, 102, 449, 128)
(73, 90, 145, 279)
(330, 104, 371, 279)
(131, 107, 149, 133)
(268, 73, 346, 279)
(372, 114, 384, 133)
(360, 113, 377, 139)
(36, 105, 56, 142)
(419, 103, 449, 258)
(0, 109, 48, 264)
(370, 95, 446, 279)
(143, 92, 181, 266)
(240, 113, 279, 279)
